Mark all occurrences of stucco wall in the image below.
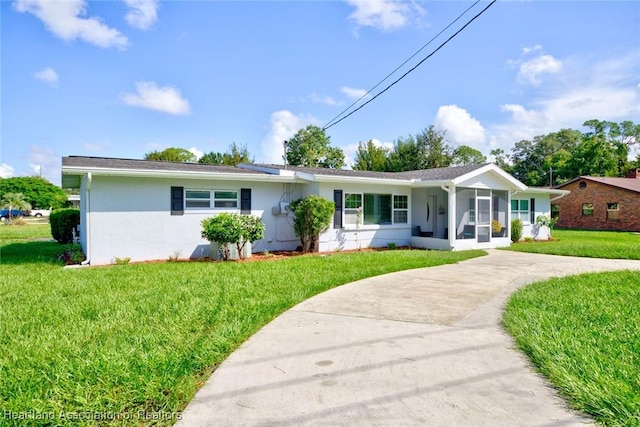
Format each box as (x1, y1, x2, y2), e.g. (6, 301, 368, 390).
(84, 176, 302, 264)
(316, 182, 412, 251)
(552, 179, 640, 232)
(516, 192, 553, 240)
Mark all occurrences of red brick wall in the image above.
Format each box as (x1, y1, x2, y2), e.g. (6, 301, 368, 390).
(552, 179, 640, 232)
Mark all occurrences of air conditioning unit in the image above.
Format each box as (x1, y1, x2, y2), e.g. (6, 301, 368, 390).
(280, 202, 291, 214)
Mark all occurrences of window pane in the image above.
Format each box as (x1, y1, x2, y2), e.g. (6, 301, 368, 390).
(186, 200, 210, 208)
(214, 200, 238, 208)
(520, 200, 529, 211)
(582, 203, 593, 216)
(345, 194, 362, 209)
(394, 210, 408, 224)
(394, 195, 408, 209)
(364, 194, 391, 225)
(186, 190, 210, 199)
(477, 189, 490, 197)
(214, 191, 237, 200)
(510, 200, 518, 211)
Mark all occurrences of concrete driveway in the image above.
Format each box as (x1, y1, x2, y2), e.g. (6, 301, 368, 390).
(177, 250, 640, 426)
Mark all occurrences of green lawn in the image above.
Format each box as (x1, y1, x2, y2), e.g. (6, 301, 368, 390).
(0, 227, 484, 425)
(0, 222, 52, 241)
(504, 272, 640, 426)
(503, 229, 640, 259)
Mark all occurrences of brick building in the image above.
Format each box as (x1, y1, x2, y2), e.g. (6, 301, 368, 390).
(552, 169, 640, 232)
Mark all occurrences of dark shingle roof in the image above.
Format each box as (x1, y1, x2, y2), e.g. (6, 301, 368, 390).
(62, 156, 265, 174)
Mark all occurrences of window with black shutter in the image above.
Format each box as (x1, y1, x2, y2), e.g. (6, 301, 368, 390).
(241, 188, 251, 214)
(530, 198, 536, 223)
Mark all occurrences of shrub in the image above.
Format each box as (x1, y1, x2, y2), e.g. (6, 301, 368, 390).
(50, 209, 80, 243)
(201, 213, 265, 260)
(114, 257, 131, 265)
(491, 220, 502, 234)
(511, 218, 522, 243)
(59, 244, 85, 265)
(290, 195, 334, 253)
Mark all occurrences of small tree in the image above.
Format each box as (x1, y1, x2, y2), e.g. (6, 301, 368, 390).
(201, 213, 264, 260)
(1, 192, 32, 220)
(290, 195, 334, 253)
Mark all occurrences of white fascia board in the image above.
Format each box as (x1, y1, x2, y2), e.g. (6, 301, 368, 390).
(61, 166, 297, 183)
(522, 187, 571, 196)
(453, 164, 527, 190)
(236, 163, 296, 177)
(308, 174, 413, 185)
(410, 179, 453, 188)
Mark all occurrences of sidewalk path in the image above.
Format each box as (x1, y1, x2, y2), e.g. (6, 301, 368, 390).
(177, 250, 640, 426)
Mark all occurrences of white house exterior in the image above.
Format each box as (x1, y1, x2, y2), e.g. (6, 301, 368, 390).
(61, 156, 568, 265)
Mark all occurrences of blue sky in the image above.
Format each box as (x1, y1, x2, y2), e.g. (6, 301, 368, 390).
(2, 0, 639, 185)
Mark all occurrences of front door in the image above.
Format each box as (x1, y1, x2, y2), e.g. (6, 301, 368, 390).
(426, 195, 436, 233)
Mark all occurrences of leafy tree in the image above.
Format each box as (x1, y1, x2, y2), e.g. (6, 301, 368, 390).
(286, 125, 345, 169)
(352, 140, 389, 171)
(144, 147, 197, 163)
(451, 145, 486, 166)
(386, 126, 452, 171)
(0, 192, 31, 218)
(0, 176, 67, 209)
(199, 143, 254, 166)
(290, 195, 334, 253)
(490, 148, 511, 171)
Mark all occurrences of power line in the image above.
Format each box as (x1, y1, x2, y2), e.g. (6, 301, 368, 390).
(323, 0, 481, 131)
(323, 0, 497, 131)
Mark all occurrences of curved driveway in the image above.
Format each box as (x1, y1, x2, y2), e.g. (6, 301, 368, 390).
(177, 250, 640, 426)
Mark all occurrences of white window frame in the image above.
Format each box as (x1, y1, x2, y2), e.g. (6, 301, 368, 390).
(511, 199, 530, 223)
(184, 189, 239, 210)
(213, 190, 239, 209)
(343, 192, 408, 227)
(185, 189, 211, 209)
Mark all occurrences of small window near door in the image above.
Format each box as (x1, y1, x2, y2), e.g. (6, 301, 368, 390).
(606, 203, 619, 220)
(582, 203, 594, 216)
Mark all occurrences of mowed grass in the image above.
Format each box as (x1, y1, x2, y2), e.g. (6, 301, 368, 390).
(0, 222, 52, 241)
(504, 229, 640, 259)
(504, 271, 640, 425)
(0, 228, 484, 426)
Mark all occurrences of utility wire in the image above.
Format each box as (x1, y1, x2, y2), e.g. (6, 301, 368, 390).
(323, 0, 480, 130)
(323, 0, 497, 131)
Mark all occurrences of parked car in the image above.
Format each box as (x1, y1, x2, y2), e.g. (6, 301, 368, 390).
(0, 209, 27, 221)
(30, 208, 52, 218)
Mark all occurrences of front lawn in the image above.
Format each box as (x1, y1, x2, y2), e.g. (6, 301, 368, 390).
(0, 233, 484, 425)
(504, 229, 640, 259)
(504, 271, 640, 425)
(0, 222, 52, 241)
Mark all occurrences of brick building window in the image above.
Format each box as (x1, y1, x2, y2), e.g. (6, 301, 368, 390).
(607, 203, 619, 220)
(582, 203, 594, 216)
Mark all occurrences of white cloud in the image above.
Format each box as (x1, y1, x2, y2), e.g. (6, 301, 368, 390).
(121, 81, 191, 115)
(522, 44, 542, 55)
(308, 93, 339, 106)
(260, 110, 318, 164)
(34, 67, 59, 86)
(0, 163, 15, 178)
(188, 147, 204, 160)
(123, 0, 159, 30)
(345, 0, 425, 32)
(28, 145, 61, 184)
(13, 0, 129, 49)
(341, 86, 369, 100)
(434, 105, 486, 150)
(518, 54, 563, 85)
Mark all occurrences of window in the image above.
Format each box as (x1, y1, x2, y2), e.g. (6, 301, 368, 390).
(607, 203, 619, 220)
(582, 203, 594, 216)
(185, 189, 238, 209)
(511, 199, 529, 222)
(344, 193, 407, 226)
(393, 195, 408, 224)
(185, 190, 211, 209)
(214, 190, 238, 208)
(344, 193, 362, 225)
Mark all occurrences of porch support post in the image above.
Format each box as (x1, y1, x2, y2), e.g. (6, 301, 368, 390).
(448, 185, 456, 249)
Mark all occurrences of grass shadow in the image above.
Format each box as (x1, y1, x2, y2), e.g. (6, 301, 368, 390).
(0, 241, 65, 265)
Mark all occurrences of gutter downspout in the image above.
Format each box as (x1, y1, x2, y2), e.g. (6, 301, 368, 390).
(550, 193, 567, 202)
(440, 184, 455, 250)
(80, 172, 92, 265)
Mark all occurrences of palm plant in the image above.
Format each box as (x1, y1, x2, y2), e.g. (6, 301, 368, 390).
(1, 192, 32, 220)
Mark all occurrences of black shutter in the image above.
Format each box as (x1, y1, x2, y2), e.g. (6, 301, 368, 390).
(530, 198, 535, 223)
(333, 190, 343, 229)
(241, 188, 251, 214)
(171, 187, 184, 215)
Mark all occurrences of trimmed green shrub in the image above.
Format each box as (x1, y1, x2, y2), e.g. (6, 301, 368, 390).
(50, 209, 80, 243)
(290, 195, 334, 253)
(511, 218, 522, 243)
(201, 213, 265, 260)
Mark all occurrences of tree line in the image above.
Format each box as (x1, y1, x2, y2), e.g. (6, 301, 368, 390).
(143, 119, 639, 186)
